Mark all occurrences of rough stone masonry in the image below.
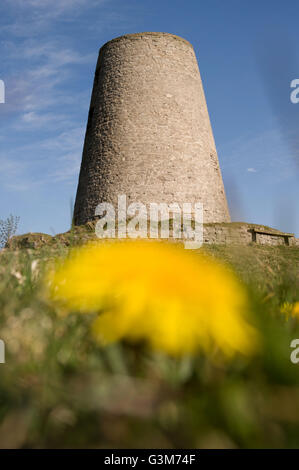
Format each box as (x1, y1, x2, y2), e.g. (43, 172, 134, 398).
(74, 32, 230, 226)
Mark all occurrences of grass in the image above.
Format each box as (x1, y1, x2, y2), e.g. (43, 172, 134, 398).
(0, 232, 298, 448)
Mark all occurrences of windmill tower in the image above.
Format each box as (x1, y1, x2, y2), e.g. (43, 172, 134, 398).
(74, 32, 230, 225)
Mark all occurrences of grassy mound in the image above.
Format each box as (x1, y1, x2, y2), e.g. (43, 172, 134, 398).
(0, 231, 298, 448)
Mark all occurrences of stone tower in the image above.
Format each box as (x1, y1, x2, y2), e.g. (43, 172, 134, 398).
(74, 32, 230, 225)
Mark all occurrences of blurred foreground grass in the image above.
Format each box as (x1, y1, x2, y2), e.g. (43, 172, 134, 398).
(0, 232, 299, 449)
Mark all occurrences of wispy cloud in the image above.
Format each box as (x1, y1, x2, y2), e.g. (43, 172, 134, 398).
(0, 0, 120, 193)
(220, 125, 297, 182)
(0, 126, 86, 191)
(2, 39, 94, 115)
(3, 0, 107, 35)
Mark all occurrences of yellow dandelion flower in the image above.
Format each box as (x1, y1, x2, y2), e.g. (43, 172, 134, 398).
(292, 302, 299, 318)
(47, 240, 258, 357)
(280, 301, 299, 320)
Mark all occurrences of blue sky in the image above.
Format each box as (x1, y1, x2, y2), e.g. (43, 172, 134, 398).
(0, 0, 298, 236)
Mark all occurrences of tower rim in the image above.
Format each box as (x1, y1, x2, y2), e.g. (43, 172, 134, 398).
(99, 32, 193, 53)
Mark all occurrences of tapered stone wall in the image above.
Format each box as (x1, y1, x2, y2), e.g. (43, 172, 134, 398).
(74, 32, 230, 225)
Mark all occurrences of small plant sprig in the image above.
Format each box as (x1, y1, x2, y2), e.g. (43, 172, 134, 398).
(0, 214, 20, 248)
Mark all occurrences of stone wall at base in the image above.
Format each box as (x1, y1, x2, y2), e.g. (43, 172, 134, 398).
(202, 223, 297, 247)
(203, 224, 251, 245)
(5, 222, 299, 250)
(292, 237, 299, 247)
